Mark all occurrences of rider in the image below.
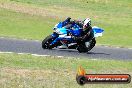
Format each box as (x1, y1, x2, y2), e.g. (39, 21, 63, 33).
(49, 17, 94, 49)
(62, 17, 94, 44)
(72, 18, 94, 44)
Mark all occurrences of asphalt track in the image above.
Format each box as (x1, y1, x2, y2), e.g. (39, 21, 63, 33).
(0, 37, 132, 60)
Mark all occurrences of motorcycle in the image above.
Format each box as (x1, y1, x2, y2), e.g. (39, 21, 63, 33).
(42, 22, 104, 53)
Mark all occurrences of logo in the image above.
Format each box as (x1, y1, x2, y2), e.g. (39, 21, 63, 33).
(76, 66, 131, 85)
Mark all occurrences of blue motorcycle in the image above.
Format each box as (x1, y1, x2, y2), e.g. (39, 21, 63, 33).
(42, 22, 104, 53)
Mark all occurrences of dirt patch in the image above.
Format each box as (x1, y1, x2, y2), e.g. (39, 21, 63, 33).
(0, 78, 6, 84)
(0, 2, 60, 19)
(0, 67, 75, 77)
(0, 67, 53, 77)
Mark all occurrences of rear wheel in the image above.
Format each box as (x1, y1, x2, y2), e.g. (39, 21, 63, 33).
(77, 38, 96, 53)
(77, 44, 88, 53)
(42, 35, 54, 49)
(87, 38, 96, 51)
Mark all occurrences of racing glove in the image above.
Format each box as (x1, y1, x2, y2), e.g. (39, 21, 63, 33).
(65, 17, 71, 22)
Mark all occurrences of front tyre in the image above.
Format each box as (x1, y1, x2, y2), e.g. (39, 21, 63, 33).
(42, 35, 54, 49)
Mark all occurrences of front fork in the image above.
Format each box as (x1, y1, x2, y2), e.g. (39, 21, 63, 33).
(50, 32, 59, 46)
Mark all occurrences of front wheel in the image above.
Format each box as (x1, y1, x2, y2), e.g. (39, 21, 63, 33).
(42, 35, 54, 49)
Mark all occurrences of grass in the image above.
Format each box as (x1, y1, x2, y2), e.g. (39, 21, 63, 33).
(0, 0, 132, 47)
(0, 1, 131, 87)
(0, 53, 132, 88)
(0, 7, 58, 40)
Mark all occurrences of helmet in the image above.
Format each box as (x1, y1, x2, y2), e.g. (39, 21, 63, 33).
(83, 18, 91, 28)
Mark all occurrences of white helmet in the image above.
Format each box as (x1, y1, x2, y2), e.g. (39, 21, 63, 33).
(83, 18, 91, 27)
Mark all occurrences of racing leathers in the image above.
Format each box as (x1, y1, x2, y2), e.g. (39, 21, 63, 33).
(63, 19, 94, 44)
(73, 24, 94, 44)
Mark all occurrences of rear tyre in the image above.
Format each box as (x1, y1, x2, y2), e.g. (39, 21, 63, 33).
(77, 44, 88, 53)
(87, 38, 96, 51)
(77, 38, 96, 53)
(42, 35, 54, 49)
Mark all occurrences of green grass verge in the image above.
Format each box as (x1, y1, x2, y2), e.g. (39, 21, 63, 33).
(0, 7, 58, 40)
(0, 0, 132, 47)
(0, 53, 132, 88)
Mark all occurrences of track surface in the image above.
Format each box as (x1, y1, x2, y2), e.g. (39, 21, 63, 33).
(0, 38, 132, 60)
